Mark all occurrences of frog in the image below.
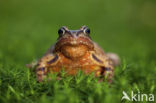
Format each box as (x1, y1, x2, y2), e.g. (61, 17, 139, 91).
(27, 26, 120, 82)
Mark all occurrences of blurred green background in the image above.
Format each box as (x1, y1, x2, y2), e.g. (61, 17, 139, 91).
(0, 0, 155, 63)
(0, 0, 156, 103)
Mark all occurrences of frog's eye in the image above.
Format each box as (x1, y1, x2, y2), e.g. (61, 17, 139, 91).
(83, 28, 90, 35)
(58, 28, 65, 36)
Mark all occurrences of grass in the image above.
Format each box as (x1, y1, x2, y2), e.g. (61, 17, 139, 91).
(0, 0, 156, 103)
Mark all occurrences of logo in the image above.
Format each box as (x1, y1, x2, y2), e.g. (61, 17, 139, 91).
(121, 91, 154, 102)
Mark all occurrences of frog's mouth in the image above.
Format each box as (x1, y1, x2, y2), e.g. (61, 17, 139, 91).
(55, 37, 94, 50)
(54, 37, 94, 59)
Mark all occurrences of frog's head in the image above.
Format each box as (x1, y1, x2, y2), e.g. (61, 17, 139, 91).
(55, 26, 94, 59)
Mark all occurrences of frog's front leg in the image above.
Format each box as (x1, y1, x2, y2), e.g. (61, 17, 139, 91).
(91, 53, 114, 83)
(95, 65, 114, 83)
(101, 66, 114, 83)
(36, 66, 47, 82)
(36, 54, 59, 82)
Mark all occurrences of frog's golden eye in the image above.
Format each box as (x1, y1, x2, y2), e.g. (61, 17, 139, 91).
(83, 28, 90, 35)
(58, 28, 65, 36)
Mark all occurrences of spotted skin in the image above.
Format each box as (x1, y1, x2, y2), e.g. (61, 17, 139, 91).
(28, 26, 120, 82)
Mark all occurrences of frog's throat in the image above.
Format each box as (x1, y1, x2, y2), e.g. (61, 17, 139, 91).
(59, 44, 90, 59)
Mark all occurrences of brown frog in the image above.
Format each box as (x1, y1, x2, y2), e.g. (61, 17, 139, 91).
(27, 26, 120, 82)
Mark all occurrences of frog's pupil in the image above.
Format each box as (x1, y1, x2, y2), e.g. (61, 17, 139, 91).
(85, 28, 90, 34)
(58, 29, 64, 35)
